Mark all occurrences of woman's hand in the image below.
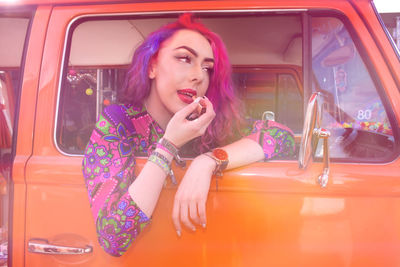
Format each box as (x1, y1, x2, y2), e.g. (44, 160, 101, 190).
(163, 97, 215, 148)
(172, 154, 216, 236)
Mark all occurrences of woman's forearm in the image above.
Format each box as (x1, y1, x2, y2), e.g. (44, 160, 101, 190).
(128, 148, 173, 217)
(129, 136, 264, 218)
(221, 137, 265, 170)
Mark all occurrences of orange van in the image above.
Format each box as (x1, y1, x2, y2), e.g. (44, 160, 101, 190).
(0, 0, 399, 266)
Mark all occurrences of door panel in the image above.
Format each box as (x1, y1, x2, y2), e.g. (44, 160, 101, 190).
(25, 158, 400, 266)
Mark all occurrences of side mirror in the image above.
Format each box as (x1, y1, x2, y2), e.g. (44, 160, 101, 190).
(298, 92, 321, 169)
(298, 92, 331, 188)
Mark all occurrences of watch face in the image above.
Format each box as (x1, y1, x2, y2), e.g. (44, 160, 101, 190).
(213, 148, 228, 161)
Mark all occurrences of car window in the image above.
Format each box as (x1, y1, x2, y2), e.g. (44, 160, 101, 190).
(56, 14, 303, 157)
(311, 16, 395, 160)
(232, 68, 303, 135)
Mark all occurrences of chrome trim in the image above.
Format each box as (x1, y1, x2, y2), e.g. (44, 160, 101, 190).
(298, 92, 331, 187)
(262, 111, 275, 121)
(54, 7, 307, 157)
(298, 92, 321, 169)
(313, 128, 330, 188)
(28, 239, 93, 255)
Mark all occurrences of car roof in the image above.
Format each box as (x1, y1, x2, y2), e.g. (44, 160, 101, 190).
(2, 0, 183, 5)
(1, 0, 371, 6)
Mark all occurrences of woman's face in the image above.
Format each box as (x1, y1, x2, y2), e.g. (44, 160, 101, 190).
(148, 29, 214, 118)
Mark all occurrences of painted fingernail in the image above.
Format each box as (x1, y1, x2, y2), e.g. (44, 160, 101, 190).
(202, 223, 206, 229)
(176, 230, 181, 237)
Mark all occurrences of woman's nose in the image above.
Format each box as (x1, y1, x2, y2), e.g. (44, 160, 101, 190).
(190, 64, 205, 83)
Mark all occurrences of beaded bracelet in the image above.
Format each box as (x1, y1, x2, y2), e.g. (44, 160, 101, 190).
(148, 154, 170, 175)
(148, 151, 177, 185)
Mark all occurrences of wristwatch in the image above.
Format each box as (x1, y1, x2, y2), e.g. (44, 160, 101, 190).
(205, 148, 229, 176)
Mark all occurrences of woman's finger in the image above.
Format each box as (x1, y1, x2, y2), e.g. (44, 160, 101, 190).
(180, 202, 196, 231)
(189, 201, 200, 225)
(174, 98, 203, 119)
(201, 97, 215, 116)
(190, 98, 215, 124)
(197, 200, 207, 228)
(172, 199, 182, 237)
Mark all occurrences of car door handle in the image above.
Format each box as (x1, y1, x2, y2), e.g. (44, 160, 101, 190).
(28, 238, 93, 255)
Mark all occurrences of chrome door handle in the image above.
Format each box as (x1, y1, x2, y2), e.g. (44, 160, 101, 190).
(28, 239, 93, 255)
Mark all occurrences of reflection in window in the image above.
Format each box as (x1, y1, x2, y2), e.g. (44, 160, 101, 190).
(311, 17, 394, 159)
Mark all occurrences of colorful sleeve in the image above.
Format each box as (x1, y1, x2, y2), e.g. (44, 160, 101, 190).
(246, 120, 296, 160)
(82, 105, 150, 257)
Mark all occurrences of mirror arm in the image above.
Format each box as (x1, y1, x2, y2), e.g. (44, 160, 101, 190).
(313, 128, 331, 188)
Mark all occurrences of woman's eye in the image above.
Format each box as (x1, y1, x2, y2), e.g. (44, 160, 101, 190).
(176, 55, 191, 63)
(202, 66, 214, 73)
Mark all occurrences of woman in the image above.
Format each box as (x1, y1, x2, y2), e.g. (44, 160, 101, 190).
(82, 13, 295, 257)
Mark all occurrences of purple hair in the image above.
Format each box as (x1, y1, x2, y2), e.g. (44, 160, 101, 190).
(120, 13, 243, 151)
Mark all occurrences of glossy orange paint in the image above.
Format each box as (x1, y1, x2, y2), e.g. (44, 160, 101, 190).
(11, 6, 52, 267)
(2, 0, 399, 266)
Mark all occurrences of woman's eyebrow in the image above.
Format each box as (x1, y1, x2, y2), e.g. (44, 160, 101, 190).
(175, 45, 214, 63)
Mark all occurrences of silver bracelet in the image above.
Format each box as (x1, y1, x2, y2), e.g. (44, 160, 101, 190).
(159, 138, 186, 168)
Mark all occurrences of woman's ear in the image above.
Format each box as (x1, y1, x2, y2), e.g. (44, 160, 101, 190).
(148, 58, 156, 79)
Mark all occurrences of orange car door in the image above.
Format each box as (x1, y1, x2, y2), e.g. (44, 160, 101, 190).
(23, 1, 400, 267)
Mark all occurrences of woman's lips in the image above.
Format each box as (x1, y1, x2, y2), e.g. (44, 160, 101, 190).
(177, 89, 197, 104)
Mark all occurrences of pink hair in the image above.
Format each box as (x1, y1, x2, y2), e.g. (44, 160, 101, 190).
(121, 13, 243, 152)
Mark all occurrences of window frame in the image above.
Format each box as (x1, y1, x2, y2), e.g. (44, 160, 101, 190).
(308, 10, 400, 164)
(54, 8, 399, 164)
(54, 9, 307, 158)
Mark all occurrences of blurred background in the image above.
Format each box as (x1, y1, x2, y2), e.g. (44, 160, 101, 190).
(374, 0, 400, 48)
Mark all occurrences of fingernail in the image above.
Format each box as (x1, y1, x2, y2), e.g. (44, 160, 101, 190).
(202, 223, 206, 229)
(194, 97, 202, 103)
(176, 230, 181, 237)
(187, 113, 198, 120)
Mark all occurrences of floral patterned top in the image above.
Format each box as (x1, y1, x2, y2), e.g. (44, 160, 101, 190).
(82, 104, 295, 257)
